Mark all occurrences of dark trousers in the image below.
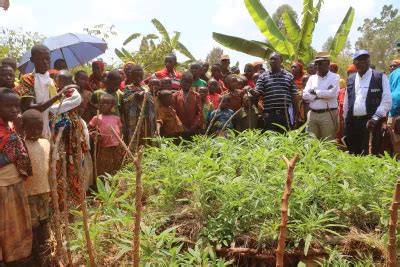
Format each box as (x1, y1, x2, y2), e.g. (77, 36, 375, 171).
(263, 109, 291, 134)
(345, 116, 382, 155)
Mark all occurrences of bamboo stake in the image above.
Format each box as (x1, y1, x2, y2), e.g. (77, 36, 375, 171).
(276, 154, 300, 267)
(110, 126, 144, 267)
(387, 177, 400, 267)
(369, 131, 373, 155)
(123, 92, 148, 164)
(93, 110, 100, 182)
(49, 127, 65, 263)
(219, 108, 242, 135)
(76, 131, 96, 267)
(61, 151, 72, 266)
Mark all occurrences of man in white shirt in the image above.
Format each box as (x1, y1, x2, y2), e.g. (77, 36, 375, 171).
(303, 52, 340, 140)
(343, 50, 392, 155)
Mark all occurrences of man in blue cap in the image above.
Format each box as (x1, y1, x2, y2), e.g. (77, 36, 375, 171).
(343, 50, 392, 155)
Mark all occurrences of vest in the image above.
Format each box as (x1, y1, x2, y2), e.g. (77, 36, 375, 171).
(346, 70, 383, 121)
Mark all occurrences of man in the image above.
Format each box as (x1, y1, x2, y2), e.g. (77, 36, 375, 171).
(190, 62, 207, 89)
(306, 62, 317, 76)
(303, 52, 340, 140)
(220, 54, 231, 80)
(256, 52, 299, 133)
(152, 53, 182, 90)
(16, 44, 67, 139)
(343, 50, 392, 155)
(388, 59, 400, 158)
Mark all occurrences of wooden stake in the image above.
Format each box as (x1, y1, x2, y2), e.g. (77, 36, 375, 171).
(49, 127, 65, 263)
(369, 131, 373, 155)
(61, 151, 72, 266)
(93, 110, 100, 183)
(110, 126, 144, 267)
(387, 177, 400, 267)
(123, 93, 148, 164)
(76, 131, 96, 267)
(276, 154, 300, 267)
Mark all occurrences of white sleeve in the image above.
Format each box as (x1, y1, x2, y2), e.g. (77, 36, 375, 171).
(375, 74, 392, 118)
(315, 74, 339, 100)
(49, 89, 82, 114)
(302, 76, 317, 102)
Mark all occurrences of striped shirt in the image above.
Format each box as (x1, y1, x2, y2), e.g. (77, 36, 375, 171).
(256, 69, 297, 111)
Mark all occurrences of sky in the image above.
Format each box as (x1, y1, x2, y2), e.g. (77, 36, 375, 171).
(1, 0, 400, 70)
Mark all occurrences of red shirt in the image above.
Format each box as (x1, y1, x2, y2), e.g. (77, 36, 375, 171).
(209, 93, 221, 109)
(154, 68, 182, 90)
(172, 89, 202, 132)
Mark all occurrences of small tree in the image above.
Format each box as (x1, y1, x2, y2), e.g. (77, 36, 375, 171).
(0, 27, 45, 60)
(206, 47, 224, 67)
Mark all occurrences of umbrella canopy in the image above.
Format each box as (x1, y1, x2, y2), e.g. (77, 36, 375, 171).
(18, 33, 107, 74)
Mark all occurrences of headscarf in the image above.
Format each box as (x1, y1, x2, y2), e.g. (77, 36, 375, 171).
(292, 62, 305, 78)
(347, 64, 357, 74)
(292, 62, 305, 90)
(92, 60, 105, 72)
(329, 63, 338, 73)
(391, 59, 400, 66)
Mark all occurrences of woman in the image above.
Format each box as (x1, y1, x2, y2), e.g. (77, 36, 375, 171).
(89, 61, 106, 91)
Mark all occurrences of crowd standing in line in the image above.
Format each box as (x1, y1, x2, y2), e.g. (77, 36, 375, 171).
(1, 43, 400, 265)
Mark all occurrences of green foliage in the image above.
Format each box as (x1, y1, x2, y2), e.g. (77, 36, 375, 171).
(70, 130, 399, 265)
(213, 0, 355, 63)
(83, 24, 117, 42)
(206, 47, 224, 67)
(115, 19, 195, 74)
(356, 4, 400, 71)
(0, 27, 45, 59)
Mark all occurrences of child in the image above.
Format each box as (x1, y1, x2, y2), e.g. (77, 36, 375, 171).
(90, 70, 123, 118)
(160, 77, 173, 92)
(172, 71, 203, 137)
(149, 78, 161, 97)
(234, 94, 261, 131)
(198, 86, 214, 130)
(223, 74, 245, 112)
(206, 95, 235, 135)
(0, 65, 16, 89)
(156, 90, 184, 137)
(22, 109, 51, 266)
(89, 94, 123, 176)
(0, 89, 33, 265)
(207, 78, 221, 110)
(74, 70, 95, 123)
(252, 72, 261, 84)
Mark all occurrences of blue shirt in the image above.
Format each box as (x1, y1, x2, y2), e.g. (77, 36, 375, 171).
(207, 109, 235, 130)
(389, 68, 400, 116)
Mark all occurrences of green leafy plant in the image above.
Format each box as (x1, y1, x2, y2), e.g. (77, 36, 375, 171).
(213, 0, 355, 62)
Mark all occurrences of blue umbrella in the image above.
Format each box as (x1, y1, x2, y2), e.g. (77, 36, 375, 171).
(18, 33, 108, 74)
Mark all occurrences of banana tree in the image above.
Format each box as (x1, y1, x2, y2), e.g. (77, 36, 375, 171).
(213, 0, 355, 63)
(115, 19, 196, 73)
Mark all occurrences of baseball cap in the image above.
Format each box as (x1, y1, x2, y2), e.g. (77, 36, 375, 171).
(353, 50, 370, 59)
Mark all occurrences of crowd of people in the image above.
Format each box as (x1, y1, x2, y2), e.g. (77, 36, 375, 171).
(1, 42, 400, 265)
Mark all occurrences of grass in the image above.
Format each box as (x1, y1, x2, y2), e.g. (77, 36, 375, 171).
(69, 129, 400, 265)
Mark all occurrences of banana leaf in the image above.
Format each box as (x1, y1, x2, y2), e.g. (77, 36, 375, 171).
(282, 11, 301, 45)
(171, 32, 181, 48)
(176, 41, 195, 60)
(251, 40, 275, 51)
(213, 32, 273, 59)
(123, 33, 141, 46)
(314, 0, 324, 24)
(139, 37, 149, 53)
(114, 48, 126, 61)
(151, 18, 170, 43)
(329, 7, 355, 58)
(297, 0, 316, 60)
(244, 0, 295, 57)
(145, 34, 159, 40)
